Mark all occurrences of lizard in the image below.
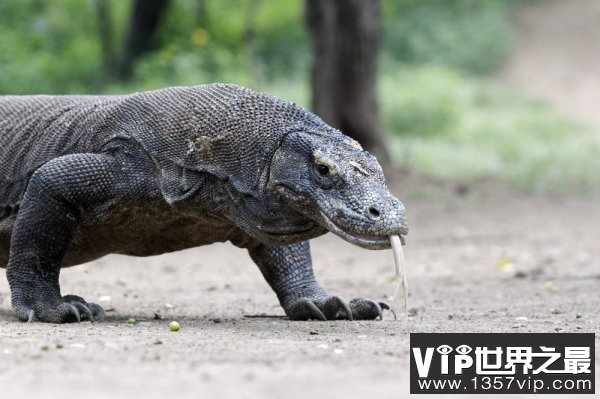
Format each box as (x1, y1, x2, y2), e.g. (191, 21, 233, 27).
(0, 83, 409, 323)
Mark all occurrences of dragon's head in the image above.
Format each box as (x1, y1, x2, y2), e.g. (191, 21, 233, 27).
(149, 84, 407, 249)
(267, 129, 408, 249)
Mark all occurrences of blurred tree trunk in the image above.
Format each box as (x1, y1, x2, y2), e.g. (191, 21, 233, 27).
(95, 0, 113, 71)
(116, 0, 170, 80)
(195, 0, 206, 27)
(305, 0, 387, 161)
(244, 0, 262, 86)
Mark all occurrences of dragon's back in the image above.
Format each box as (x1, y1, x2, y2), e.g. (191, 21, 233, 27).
(0, 94, 124, 211)
(0, 84, 325, 213)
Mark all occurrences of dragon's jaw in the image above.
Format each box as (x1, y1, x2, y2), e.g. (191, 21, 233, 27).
(319, 211, 407, 250)
(272, 183, 408, 250)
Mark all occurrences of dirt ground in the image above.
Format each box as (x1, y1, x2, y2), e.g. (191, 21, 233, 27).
(0, 179, 598, 399)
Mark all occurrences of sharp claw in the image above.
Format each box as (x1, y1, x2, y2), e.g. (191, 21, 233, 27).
(73, 302, 94, 322)
(338, 298, 353, 321)
(375, 302, 389, 321)
(66, 303, 81, 322)
(305, 301, 327, 321)
(26, 309, 34, 323)
(375, 303, 383, 321)
(89, 303, 105, 320)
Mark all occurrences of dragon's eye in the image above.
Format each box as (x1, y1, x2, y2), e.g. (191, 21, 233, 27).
(317, 164, 329, 176)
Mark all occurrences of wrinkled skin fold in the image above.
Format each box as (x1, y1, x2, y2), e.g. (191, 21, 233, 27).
(0, 84, 408, 323)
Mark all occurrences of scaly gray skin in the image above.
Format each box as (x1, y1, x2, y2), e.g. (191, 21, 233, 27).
(0, 84, 408, 323)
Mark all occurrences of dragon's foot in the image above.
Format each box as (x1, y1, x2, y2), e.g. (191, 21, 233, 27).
(12, 291, 104, 323)
(62, 294, 105, 321)
(348, 298, 390, 320)
(286, 295, 389, 321)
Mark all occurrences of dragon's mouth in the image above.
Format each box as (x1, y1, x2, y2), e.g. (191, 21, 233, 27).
(319, 212, 405, 250)
(260, 223, 323, 237)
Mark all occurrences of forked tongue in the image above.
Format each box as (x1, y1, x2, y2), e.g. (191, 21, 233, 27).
(389, 235, 408, 319)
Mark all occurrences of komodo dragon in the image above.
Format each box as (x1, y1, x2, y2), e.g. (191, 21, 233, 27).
(0, 84, 408, 323)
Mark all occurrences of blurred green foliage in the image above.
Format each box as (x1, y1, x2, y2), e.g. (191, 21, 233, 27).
(383, 0, 515, 74)
(0, 0, 104, 93)
(128, 0, 308, 91)
(0, 0, 515, 94)
(381, 66, 462, 138)
(0, 0, 597, 193)
(382, 66, 600, 192)
(0, 0, 309, 94)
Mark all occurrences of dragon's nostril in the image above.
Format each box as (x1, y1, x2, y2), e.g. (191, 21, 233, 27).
(368, 207, 381, 219)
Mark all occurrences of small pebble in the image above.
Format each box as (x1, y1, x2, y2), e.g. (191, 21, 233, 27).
(333, 348, 343, 354)
(543, 281, 556, 292)
(169, 321, 180, 332)
(309, 331, 319, 335)
(127, 318, 137, 324)
(515, 316, 528, 322)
